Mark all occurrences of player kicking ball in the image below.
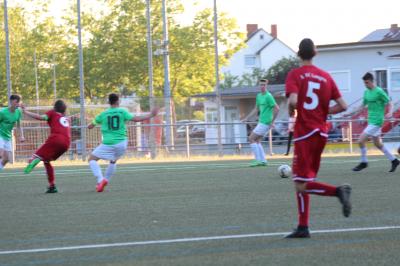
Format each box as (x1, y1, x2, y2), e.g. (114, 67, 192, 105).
(88, 93, 159, 192)
(22, 100, 71, 193)
(285, 38, 352, 238)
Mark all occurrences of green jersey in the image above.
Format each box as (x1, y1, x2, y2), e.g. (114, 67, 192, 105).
(256, 92, 276, 125)
(93, 107, 134, 145)
(0, 108, 22, 140)
(363, 86, 389, 126)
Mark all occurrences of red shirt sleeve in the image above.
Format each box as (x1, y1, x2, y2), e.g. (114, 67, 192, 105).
(285, 70, 298, 98)
(330, 77, 342, 100)
(45, 110, 54, 121)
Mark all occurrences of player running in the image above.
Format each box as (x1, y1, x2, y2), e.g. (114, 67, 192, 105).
(242, 79, 279, 167)
(22, 100, 71, 193)
(88, 93, 159, 192)
(0, 94, 25, 171)
(352, 72, 399, 172)
(285, 38, 351, 238)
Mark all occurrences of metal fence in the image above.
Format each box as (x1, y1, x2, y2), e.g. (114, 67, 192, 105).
(11, 118, 400, 162)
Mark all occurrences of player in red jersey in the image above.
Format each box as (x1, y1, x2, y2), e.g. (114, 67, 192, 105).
(285, 39, 351, 238)
(21, 100, 71, 193)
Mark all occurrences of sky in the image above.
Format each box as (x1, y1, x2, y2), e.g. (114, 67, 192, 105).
(18, 0, 400, 50)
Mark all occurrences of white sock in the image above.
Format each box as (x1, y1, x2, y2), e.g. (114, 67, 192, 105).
(258, 143, 267, 163)
(360, 147, 368, 163)
(380, 145, 395, 161)
(89, 160, 103, 184)
(105, 163, 116, 181)
(250, 143, 260, 161)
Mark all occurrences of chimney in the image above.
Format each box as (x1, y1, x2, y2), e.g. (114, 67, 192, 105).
(390, 24, 399, 33)
(246, 24, 258, 38)
(271, 24, 278, 38)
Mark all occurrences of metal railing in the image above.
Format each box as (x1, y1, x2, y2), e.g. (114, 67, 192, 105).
(11, 118, 400, 162)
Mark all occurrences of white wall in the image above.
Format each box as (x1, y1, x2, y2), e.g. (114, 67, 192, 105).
(259, 40, 295, 71)
(314, 45, 400, 107)
(221, 29, 273, 77)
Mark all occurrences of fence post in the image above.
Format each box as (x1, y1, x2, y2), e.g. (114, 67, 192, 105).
(268, 128, 273, 155)
(185, 124, 190, 158)
(349, 120, 353, 154)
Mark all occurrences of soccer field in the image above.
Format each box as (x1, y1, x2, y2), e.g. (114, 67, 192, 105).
(1, 156, 400, 266)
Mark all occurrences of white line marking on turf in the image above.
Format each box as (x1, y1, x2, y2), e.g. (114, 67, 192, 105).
(0, 225, 399, 255)
(0, 158, 385, 178)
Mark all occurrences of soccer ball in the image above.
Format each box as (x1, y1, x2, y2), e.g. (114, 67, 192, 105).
(278, 165, 292, 178)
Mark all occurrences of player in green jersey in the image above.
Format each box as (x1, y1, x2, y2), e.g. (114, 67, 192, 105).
(353, 72, 399, 172)
(88, 93, 159, 192)
(0, 95, 25, 170)
(242, 79, 279, 167)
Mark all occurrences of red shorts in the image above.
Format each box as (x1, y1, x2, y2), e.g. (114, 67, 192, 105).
(35, 134, 70, 162)
(292, 132, 327, 182)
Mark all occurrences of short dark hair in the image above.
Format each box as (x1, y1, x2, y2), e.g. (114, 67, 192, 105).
(362, 72, 374, 81)
(298, 38, 316, 60)
(259, 79, 268, 83)
(10, 94, 21, 102)
(54, 100, 67, 114)
(108, 93, 119, 105)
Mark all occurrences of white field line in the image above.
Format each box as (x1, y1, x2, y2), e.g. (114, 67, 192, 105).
(0, 158, 385, 178)
(0, 225, 399, 255)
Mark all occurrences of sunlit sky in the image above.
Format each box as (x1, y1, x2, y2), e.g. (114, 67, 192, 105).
(19, 0, 400, 49)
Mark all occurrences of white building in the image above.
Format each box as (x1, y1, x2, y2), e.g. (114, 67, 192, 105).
(221, 24, 295, 78)
(314, 24, 400, 107)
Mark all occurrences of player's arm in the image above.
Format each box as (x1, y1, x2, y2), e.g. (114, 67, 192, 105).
(287, 93, 298, 117)
(329, 97, 348, 114)
(385, 101, 393, 118)
(132, 107, 159, 122)
(88, 113, 102, 129)
(21, 107, 48, 121)
(271, 104, 280, 125)
(16, 120, 25, 142)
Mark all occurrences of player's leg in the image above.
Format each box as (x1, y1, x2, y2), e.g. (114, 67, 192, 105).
(249, 131, 262, 166)
(104, 140, 127, 182)
(24, 155, 42, 174)
(352, 131, 369, 171)
(373, 136, 399, 172)
(285, 131, 293, 156)
(88, 154, 104, 184)
(0, 149, 11, 170)
(256, 136, 267, 166)
(105, 161, 117, 181)
(43, 161, 57, 193)
(286, 134, 352, 238)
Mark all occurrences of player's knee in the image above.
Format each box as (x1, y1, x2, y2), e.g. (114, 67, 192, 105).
(294, 181, 306, 192)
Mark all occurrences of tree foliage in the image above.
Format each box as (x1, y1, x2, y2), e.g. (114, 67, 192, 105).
(0, 0, 244, 106)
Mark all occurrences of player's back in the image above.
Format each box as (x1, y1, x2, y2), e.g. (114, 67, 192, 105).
(286, 65, 341, 139)
(47, 110, 71, 140)
(96, 107, 133, 145)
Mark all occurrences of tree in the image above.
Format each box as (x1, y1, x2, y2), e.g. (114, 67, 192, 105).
(264, 56, 300, 84)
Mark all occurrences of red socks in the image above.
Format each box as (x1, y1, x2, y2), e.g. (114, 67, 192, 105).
(44, 162, 55, 187)
(305, 181, 337, 196)
(296, 192, 310, 227)
(296, 182, 338, 227)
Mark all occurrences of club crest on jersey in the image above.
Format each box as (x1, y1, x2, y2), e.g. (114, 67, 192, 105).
(59, 117, 70, 127)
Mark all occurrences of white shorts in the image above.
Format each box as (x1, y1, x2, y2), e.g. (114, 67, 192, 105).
(252, 123, 271, 137)
(362, 124, 382, 137)
(0, 137, 12, 152)
(92, 140, 128, 161)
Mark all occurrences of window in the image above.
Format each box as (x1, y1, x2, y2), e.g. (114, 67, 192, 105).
(329, 70, 351, 92)
(206, 107, 218, 128)
(390, 69, 400, 91)
(244, 55, 256, 68)
(375, 70, 387, 89)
